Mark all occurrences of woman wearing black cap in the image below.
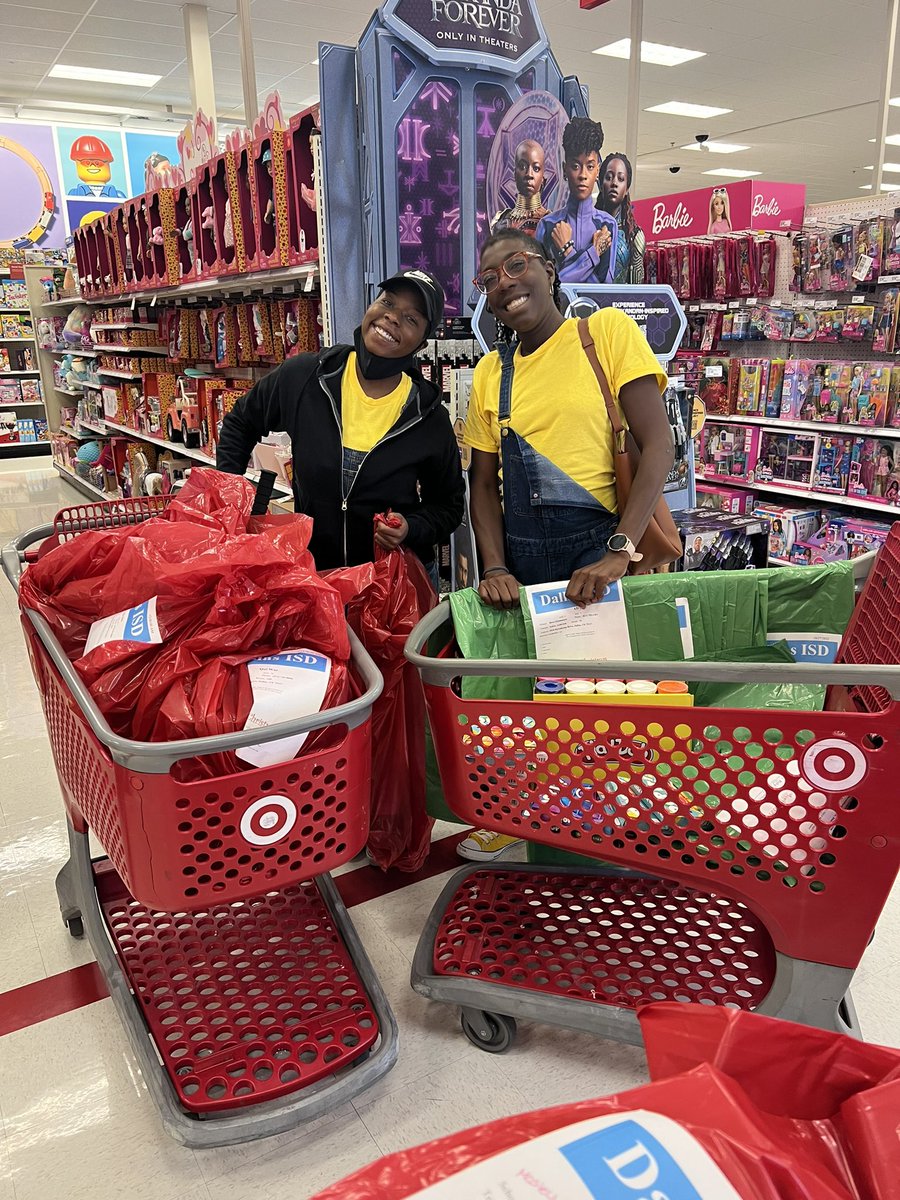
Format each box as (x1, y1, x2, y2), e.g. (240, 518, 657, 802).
(217, 270, 464, 572)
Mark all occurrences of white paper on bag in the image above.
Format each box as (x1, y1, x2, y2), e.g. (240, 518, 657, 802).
(676, 597, 695, 659)
(524, 579, 633, 662)
(84, 596, 162, 655)
(236, 649, 331, 769)
(408, 1110, 743, 1199)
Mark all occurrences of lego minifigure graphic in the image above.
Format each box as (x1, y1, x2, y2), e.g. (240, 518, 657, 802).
(68, 136, 125, 199)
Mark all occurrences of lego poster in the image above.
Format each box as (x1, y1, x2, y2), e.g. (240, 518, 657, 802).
(56, 126, 128, 201)
(65, 198, 116, 234)
(0, 122, 65, 249)
(124, 131, 181, 198)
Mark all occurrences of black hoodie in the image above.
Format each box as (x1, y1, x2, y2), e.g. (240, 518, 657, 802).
(216, 345, 464, 569)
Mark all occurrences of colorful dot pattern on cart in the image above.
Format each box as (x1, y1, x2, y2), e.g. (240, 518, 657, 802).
(446, 708, 893, 964)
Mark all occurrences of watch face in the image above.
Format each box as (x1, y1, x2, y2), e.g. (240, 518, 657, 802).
(609, 534, 628, 552)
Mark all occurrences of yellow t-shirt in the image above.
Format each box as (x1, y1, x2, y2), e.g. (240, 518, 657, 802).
(341, 352, 412, 452)
(463, 308, 668, 511)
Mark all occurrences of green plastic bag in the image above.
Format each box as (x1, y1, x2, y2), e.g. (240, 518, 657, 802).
(621, 571, 769, 661)
(760, 562, 855, 664)
(690, 640, 825, 711)
(448, 588, 531, 700)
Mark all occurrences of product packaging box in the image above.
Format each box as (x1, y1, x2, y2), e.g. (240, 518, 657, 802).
(780, 359, 816, 420)
(696, 356, 735, 415)
(854, 364, 891, 427)
(674, 507, 770, 572)
(753, 503, 824, 562)
(756, 429, 819, 488)
(849, 437, 900, 506)
(812, 433, 853, 495)
(697, 422, 760, 483)
(696, 484, 758, 514)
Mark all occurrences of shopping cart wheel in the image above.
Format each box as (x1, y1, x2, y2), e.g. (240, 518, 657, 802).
(460, 1008, 516, 1054)
(65, 914, 84, 939)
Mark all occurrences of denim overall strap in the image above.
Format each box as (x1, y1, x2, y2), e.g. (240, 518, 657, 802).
(493, 338, 617, 586)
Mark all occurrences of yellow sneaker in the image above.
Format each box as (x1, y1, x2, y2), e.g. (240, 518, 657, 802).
(456, 830, 524, 862)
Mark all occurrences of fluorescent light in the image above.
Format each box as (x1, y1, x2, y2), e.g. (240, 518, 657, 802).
(646, 101, 732, 119)
(865, 163, 900, 172)
(593, 39, 705, 66)
(863, 183, 900, 191)
(703, 167, 761, 178)
(869, 135, 900, 145)
(682, 140, 749, 154)
(891, 97, 900, 106)
(49, 64, 161, 87)
(311, 57, 319, 65)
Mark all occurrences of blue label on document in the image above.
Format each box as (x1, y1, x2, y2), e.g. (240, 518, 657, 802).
(252, 651, 329, 672)
(768, 633, 840, 664)
(530, 579, 623, 614)
(561, 1118, 706, 1200)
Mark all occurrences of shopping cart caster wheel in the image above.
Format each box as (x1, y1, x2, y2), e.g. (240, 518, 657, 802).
(460, 1009, 516, 1053)
(65, 915, 84, 939)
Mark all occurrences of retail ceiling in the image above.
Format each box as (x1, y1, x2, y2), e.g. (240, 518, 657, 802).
(0, 0, 896, 203)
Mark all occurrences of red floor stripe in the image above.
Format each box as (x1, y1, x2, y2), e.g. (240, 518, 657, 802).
(0, 961, 108, 1037)
(0, 831, 469, 1038)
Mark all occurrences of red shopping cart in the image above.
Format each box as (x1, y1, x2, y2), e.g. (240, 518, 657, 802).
(2, 497, 397, 1147)
(404, 533, 900, 1054)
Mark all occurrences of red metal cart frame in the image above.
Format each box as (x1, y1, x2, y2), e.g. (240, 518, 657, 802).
(2, 500, 397, 1146)
(404, 533, 900, 1053)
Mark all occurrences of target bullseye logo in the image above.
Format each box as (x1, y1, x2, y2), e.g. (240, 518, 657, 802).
(801, 739, 867, 792)
(240, 795, 297, 846)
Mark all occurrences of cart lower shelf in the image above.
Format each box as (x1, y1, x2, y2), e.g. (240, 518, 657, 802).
(57, 818, 398, 1147)
(412, 863, 859, 1050)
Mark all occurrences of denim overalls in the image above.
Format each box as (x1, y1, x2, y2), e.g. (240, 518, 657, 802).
(497, 344, 618, 586)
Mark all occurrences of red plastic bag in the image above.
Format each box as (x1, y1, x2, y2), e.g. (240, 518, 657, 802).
(327, 532, 437, 872)
(310, 1005, 900, 1200)
(20, 470, 351, 770)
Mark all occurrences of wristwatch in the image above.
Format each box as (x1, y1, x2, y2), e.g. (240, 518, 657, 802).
(608, 532, 643, 562)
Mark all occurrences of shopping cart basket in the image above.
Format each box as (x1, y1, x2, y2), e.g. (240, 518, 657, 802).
(2, 498, 398, 1147)
(404, 537, 900, 1054)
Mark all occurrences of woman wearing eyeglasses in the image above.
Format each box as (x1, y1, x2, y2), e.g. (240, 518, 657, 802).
(455, 230, 673, 862)
(466, 229, 673, 605)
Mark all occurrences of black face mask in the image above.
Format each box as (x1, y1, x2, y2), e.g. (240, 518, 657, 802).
(353, 325, 420, 381)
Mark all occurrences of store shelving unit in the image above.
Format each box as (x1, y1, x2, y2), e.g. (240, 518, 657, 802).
(0, 265, 50, 458)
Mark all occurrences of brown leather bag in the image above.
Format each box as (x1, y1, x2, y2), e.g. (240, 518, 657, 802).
(577, 317, 682, 571)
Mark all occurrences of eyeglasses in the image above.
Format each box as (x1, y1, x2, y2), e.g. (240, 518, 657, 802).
(473, 250, 543, 295)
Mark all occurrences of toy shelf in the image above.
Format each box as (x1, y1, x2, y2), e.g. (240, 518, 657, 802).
(49, 348, 98, 358)
(707, 413, 900, 439)
(0, 337, 35, 343)
(0, 308, 31, 314)
(0, 370, 41, 376)
(97, 369, 142, 380)
(93, 343, 169, 355)
(91, 323, 160, 332)
(109, 262, 319, 306)
(102, 418, 216, 465)
(53, 462, 121, 500)
(0, 401, 47, 409)
(699, 471, 900, 516)
(55, 386, 84, 397)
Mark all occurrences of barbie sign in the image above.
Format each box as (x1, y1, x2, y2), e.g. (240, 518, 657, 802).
(634, 180, 806, 243)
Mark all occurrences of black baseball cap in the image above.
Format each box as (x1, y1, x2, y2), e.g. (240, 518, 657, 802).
(378, 269, 445, 336)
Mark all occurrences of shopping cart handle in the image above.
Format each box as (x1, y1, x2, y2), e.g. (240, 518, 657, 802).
(251, 469, 277, 516)
(404, 599, 900, 697)
(2, 524, 53, 592)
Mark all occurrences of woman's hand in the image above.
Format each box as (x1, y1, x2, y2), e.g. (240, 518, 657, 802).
(478, 570, 522, 610)
(374, 513, 409, 550)
(592, 226, 612, 258)
(566, 550, 629, 608)
(551, 221, 574, 256)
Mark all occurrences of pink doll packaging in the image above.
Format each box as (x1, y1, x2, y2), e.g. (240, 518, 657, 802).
(812, 433, 853, 495)
(849, 437, 900, 504)
(780, 359, 816, 419)
(884, 208, 900, 274)
(830, 226, 853, 290)
(854, 364, 892, 426)
(873, 288, 900, 353)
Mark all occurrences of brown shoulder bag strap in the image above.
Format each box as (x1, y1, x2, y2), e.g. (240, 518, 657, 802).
(577, 316, 626, 451)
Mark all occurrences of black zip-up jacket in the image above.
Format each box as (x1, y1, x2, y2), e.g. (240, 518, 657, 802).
(216, 345, 464, 569)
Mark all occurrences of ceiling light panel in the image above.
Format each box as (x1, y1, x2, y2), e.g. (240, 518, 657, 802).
(703, 167, 762, 178)
(593, 39, 705, 66)
(646, 101, 732, 118)
(49, 64, 161, 87)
